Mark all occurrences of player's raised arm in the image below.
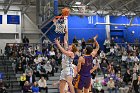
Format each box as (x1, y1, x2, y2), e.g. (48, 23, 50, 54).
(77, 56, 84, 72)
(91, 35, 100, 57)
(55, 38, 73, 57)
(64, 29, 68, 49)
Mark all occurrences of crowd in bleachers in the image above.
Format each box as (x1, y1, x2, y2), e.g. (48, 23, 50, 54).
(3, 36, 140, 93)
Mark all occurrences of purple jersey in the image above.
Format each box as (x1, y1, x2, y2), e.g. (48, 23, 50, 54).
(79, 55, 93, 76)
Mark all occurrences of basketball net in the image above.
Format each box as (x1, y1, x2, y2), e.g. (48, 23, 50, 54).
(54, 16, 67, 34)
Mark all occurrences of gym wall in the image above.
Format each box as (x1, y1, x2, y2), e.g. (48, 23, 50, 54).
(68, 15, 107, 49)
(110, 16, 140, 43)
(68, 15, 140, 48)
(0, 8, 41, 53)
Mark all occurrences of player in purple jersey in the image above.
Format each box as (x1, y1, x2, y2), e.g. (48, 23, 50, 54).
(77, 35, 99, 93)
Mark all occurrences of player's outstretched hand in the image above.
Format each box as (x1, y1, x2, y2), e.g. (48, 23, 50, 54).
(55, 38, 60, 44)
(94, 35, 98, 41)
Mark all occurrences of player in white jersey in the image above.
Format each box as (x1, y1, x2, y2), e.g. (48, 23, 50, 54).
(52, 64, 77, 93)
(55, 29, 77, 93)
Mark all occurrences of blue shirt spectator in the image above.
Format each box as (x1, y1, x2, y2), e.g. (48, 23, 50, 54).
(31, 82, 39, 93)
(0, 72, 4, 79)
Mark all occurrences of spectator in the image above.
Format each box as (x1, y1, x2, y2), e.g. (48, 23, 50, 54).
(100, 50, 106, 59)
(121, 52, 127, 62)
(101, 59, 108, 76)
(114, 64, 121, 74)
(42, 56, 48, 61)
(131, 53, 139, 62)
(110, 46, 115, 56)
(37, 63, 48, 78)
(15, 60, 24, 73)
(73, 36, 78, 45)
(21, 57, 27, 68)
(26, 72, 35, 85)
(20, 73, 26, 88)
(23, 81, 31, 93)
(93, 57, 101, 65)
(50, 58, 57, 76)
(81, 38, 86, 49)
(127, 44, 133, 53)
(117, 78, 129, 93)
(4, 44, 11, 58)
(108, 63, 115, 74)
(38, 77, 48, 93)
(0, 79, 7, 93)
(133, 75, 140, 93)
(36, 63, 41, 77)
(34, 56, 42, 64)
(132, 69, 139, 93)
(87, 38, 92, 44)
(92, 79, 104, 93)
(116, 71, 122, 79)
(23, 36, 29, 47)
(110, 37, 115, 47)
(30, 63, 37, 76)
(123, 69, 132, 85)
(43, 38, 49, 45)
(132, 68, 138, 81)
(0, 72, 4, 80)
(107, 78, 118, 93)
(77, 42, 82, 52)
(31, 82, 40, 93)
(133, 62, 139, 72)
(48, 44, 54, 51)
(110, 71, 117, 80)
(126, 54, 132, 68)
(103, 38, 110, 53)
(43, 61, 52, 78)
(25, 65, 33, 75)
(49, 48, 55, 59)
(55, 52, 62, 65)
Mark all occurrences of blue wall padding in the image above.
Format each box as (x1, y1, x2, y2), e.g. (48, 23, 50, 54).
(68, 15, 106, 49)
(54, 0, 58, 15)
(41, 15, 140, 49)
(110, 16, 140, 43)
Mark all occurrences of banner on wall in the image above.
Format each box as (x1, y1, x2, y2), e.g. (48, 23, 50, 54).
(0, 15, 2, 24)
(88, 16, 93, 24)
(7, 15, 20, 24)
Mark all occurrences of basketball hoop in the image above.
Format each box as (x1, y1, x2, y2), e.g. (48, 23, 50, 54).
(54, 16, 66, 34)
(53, 7, 69, 34)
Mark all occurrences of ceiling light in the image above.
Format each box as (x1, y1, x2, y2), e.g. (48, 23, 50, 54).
(75, 2, 81, 5)
(72, 8, 78, 11)
(72, 6, 84, 7)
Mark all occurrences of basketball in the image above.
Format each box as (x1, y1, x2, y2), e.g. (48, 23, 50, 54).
(62, 7, 70, 16)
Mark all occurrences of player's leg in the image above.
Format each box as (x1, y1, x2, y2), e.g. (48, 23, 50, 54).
(83, 77, 91, 93)
(59, 80, 67, 93)
(84, 88, 89, 93)
(77, 88, 83, 93)
(66, 75, 75, 93)
(59, 70, 67, 93)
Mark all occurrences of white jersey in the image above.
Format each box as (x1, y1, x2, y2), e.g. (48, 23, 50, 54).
(62, 54, 73, 69)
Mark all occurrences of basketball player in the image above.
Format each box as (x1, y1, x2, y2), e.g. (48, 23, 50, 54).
(55, 29, 77, 93)
(77, 35, 99, 93)
(52, 64, 77, 93)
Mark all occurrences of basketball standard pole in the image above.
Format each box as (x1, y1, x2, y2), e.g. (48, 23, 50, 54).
(54, 0, 58, 16)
